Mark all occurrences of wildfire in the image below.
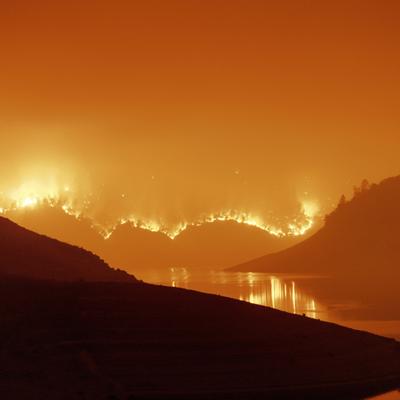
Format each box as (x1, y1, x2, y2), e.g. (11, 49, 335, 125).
(0, 182, 320, 240)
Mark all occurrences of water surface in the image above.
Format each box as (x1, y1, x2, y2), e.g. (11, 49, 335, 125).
(140, 267, 400, 340)
(141, 267, 328, 318)
(139, 267, 400, 399)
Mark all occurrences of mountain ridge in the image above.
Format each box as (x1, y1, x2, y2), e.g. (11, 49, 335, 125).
(0, 216, 134, 282)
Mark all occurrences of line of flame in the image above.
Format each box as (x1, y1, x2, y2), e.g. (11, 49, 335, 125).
(0, 188, 319, 240)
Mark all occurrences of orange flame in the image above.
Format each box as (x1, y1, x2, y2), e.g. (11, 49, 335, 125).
(0, 181, 320, 240)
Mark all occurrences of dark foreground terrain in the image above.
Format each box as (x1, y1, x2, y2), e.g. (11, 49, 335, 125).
(0, 278, 399, 400)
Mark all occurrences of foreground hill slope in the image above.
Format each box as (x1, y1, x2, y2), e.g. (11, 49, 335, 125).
(0, 278, 399, 399)
(0, 216, 133, 282)
(231, 176, 400, 276)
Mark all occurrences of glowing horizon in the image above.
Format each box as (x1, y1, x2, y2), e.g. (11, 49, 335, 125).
(0, 181, 320, 240)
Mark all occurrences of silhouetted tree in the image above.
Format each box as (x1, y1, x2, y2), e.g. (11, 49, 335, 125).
(360, 178, 370, 192)
(353, 179, 371, 197)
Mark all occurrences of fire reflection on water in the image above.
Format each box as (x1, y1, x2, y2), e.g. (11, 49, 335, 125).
(146, 268, 325, 320)
(239, 276, 319, 318)
(237, 273, 319, 319)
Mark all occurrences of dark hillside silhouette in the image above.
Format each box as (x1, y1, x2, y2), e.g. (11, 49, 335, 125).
(231, 175, 400, 277)
(0, 216, 134, 282)
(0, 278, 399, 399)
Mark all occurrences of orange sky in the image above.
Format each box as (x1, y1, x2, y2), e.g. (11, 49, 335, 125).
(1, 0, 400, 228)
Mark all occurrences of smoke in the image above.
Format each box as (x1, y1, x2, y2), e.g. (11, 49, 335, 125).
(0, 122, 324, 238)
(0, 115, 396, 241)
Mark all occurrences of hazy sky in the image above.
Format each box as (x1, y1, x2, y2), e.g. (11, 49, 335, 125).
(1, 0, 400, 227)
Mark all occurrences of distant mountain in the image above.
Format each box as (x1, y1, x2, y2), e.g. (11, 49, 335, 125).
(0, 278, 399, 399)
(7, 206, 308, 272)
(104, 219, 303, 270)
(230, 176, 400, 276)
(172, 220, 300, 268)
(0, 216, 134, 282)
(102, 221, 173, 269)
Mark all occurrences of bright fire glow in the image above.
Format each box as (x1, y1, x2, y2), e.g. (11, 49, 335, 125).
(162, 268, 324, 319)
(238, 274, 320, 318)
(0, 181, 320, 240)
